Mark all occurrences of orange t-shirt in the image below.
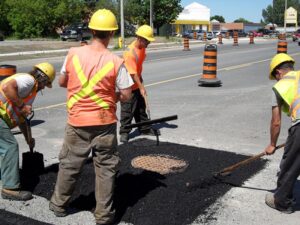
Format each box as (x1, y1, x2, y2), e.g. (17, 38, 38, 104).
(123, 41, 146, 90)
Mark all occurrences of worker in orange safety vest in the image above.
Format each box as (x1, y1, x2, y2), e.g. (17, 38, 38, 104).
(119, 25, 158, 143)
(49, 9, 133, 225)
(0, 62, 55, 201)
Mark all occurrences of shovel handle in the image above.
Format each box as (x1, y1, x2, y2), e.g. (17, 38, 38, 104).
(218, 143, 285, 175)
(144, 95, 151, 120)
(23, 110, 34, 153)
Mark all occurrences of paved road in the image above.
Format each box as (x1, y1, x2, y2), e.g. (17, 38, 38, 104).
(1, 39, 300, 225)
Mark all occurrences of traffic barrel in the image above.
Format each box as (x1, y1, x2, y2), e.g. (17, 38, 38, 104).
(80, 40, 88, 46)
(218, 33, 223, 44)
(203, 32, 207, 42)
(198, 44, 221, 86)
(277, 41, 287, 54)
(226, 32, 230, 39)
(193, 32, 197, 40)
(183, 37, 190, 51)
(249, 33, 254, 44)
(233, 31, 238, 46)
(0, 65, 16, 81)
(278, 33, 286, 40)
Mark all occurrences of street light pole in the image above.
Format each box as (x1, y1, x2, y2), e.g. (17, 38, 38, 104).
(150, 0, 153, 29)
(120, 0, 125, 49)
(284, 0, 287, 33)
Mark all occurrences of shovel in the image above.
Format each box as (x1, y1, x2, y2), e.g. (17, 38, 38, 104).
(21, 110, 45, 177)
(214, 143, 285, 177)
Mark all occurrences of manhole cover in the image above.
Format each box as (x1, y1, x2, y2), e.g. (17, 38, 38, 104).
(131, 154, 188, 175)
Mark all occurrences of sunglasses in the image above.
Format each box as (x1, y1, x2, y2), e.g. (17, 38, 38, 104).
(36, 70, 50, 86)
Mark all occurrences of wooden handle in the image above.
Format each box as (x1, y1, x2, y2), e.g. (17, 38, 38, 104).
(219, 143, 285, 175)
(144, 95, 151, 120)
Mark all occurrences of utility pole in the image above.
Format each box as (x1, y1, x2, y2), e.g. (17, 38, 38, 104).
(284, 0, 287, 33)
(120, 0, 125, 49)
(150, 0, 153, 29)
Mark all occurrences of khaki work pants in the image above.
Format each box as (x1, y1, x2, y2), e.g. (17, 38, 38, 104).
(50, 123, 120, 224)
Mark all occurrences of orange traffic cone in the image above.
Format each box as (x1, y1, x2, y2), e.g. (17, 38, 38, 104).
(198, 44, 221, 86)
(0, 65, 16, 82)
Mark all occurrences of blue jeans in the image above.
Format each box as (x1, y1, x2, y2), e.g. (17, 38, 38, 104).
(0, 118, 20, 189)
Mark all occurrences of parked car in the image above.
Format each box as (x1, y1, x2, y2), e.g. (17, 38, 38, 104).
(196, 30, 213, 40)
(292, 29, 300, 41)
(249, 31, 263, 37)
(182, 30, 194, 39)
(60, 23, 92, 41)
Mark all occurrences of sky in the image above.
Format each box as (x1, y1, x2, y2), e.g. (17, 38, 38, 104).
(181, 0, 273, 23)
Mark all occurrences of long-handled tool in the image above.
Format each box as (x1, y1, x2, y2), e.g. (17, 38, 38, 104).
(24, 111, 35, 153)
(214, 143, 285, 177)
(144, 95, 151, 120)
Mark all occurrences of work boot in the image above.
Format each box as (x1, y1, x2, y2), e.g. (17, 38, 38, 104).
(1, 188, 32, 201)
(49, 202, 68, 217)
(265, 193, 294, 214)
(140, 128, 160, 136)
(120, 133, 129, 143)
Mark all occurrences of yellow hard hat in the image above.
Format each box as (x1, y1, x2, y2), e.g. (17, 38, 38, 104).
(88, 9, 118, 31)
(34, 62, 56, 88)
(269, 53, 295, 80)
(136, 25, 155, 42)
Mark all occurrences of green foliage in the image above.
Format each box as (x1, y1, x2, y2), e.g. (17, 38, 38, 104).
(210, 15, 225, 23)
(234, 18, 251, 23)
(262, 0, 300, 26)
(4, 0, 84, 38)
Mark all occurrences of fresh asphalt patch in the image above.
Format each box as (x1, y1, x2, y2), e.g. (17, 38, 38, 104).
(0, 209, 51, 225)
(2, 139, 267, 225)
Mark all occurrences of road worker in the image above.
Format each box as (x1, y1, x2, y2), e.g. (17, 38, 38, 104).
(264, 53, 299, 214)
(49, 9, 133, 225)
(119, 25, 158, 143)
(0, 62, 55, 201)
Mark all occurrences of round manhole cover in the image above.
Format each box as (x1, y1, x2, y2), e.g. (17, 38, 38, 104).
(131, 154, 188, 175)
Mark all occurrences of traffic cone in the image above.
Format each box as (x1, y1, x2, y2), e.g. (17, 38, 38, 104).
(218, 34, 223, 44)
(277, 41, 287, 54)
(183, 37, 190, 51)
(0, 65, 16, 82)
(249, 33, 254, 44)
(233, 31, 238, 46)
(198, 44, 221, 86)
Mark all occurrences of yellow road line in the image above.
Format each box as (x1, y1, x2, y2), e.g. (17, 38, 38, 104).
(35, 52, 300, 111)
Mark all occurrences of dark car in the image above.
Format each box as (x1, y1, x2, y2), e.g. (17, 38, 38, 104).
(60, 23, 92, 41)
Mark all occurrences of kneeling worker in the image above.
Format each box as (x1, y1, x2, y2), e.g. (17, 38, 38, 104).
(0, 62, 55, 200)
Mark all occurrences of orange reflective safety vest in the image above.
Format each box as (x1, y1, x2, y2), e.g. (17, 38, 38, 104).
(65, 46, 124, 126)
(123, 40, 146, 90)
(0, 74, 37, 129)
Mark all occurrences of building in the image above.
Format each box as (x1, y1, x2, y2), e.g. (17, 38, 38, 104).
(172, 2, 210, 35)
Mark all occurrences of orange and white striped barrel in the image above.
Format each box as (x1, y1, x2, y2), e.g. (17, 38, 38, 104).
(277, 41, 287, 54)
(226, 32, 230, 39)
(233, 31, 238, 46)
(193, 32, 197, 40)
(218, 33, 223, 44)
(0, 65, 16, 81)
(198, 44, 221, 86)
(249, 33, 254, 44)
(183, 37, 190, 51)
(203, 32, 207, 42)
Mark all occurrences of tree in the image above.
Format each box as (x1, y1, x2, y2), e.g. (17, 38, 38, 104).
(0, 1, 11, 35)
(262, 0, 300, 26)
(5, 0, 85, 38)
(234, 18, 251, 23)
(210, 15, 225, 23)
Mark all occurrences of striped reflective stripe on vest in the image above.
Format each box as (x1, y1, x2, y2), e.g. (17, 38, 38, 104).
(290, 74, 300, 120)
(67, 55, 114, 110)
(0, 82, 37, 128)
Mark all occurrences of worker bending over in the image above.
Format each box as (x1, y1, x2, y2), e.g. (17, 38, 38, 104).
(265, 53, 300, 214)
(0, 63, 55, 201)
